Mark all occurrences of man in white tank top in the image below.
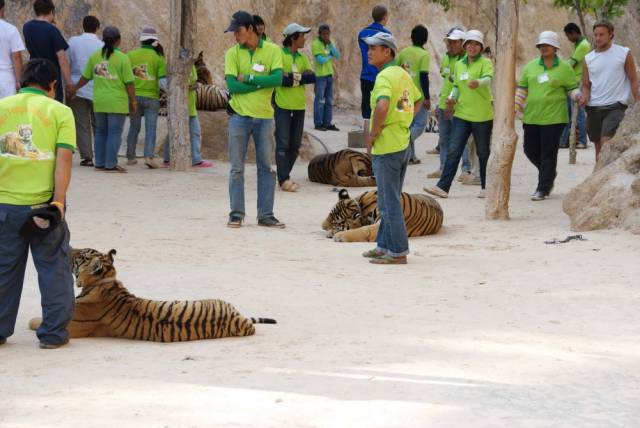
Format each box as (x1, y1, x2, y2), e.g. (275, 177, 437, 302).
(580, 21, 640, 160)
(0, 0, 25, 99)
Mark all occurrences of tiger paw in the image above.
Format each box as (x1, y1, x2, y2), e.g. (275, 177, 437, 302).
(333, 232, 349, 242)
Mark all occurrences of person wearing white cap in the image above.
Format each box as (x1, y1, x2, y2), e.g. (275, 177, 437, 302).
(274, 23, 315, 192)
(125, 27, 167, 169)
(424, 29, 493, 199)
(361, 32, 423, 265)
(516, 31, 579, 201)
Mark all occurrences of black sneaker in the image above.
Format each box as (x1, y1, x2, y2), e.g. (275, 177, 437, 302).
(39, 338, 69, 349)
(258, 216, 286, 229)
(326, 124, 340, 131)
(0, 337, 6, 346)
(227, 216, 243, 228)
(558, 143, 569, 149)
(314, 125, 327, 131)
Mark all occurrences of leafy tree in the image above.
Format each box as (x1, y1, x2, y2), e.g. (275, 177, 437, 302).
(553, 0, 629, 35)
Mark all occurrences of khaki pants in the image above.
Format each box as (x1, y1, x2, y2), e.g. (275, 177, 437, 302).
(67, 96, 95, 160)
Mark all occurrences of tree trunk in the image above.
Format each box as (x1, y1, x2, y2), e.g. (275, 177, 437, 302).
(167, 0, 196, 171)
(485, 0, 519, 220)
(569, 99, 578, 164)
(574, 0, 588, 37)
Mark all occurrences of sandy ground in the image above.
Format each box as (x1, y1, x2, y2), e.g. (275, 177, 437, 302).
(1, 113, 639, 428)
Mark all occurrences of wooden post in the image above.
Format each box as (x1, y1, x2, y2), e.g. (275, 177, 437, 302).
(167, 0, 196, 171)
(569, 99, 578, 164)
(485, 0, 519, 220)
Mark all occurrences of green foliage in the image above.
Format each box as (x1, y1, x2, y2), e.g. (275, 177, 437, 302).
(428, 0, 453, 12)
(553, 0, 629, 20)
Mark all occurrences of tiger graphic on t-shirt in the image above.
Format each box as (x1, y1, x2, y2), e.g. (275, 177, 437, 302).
(94, 61, 117, 80)
(0, 124, 52, 160)
(133, 64, 152, 80)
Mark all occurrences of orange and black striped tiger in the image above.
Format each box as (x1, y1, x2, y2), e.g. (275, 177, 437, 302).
(28, 248, 275, 342)
(322, 189, 443, 242)
(308, 149, 375, 187)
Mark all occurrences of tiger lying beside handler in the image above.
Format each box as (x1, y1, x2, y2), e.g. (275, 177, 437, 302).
(29, 248, 276, 342)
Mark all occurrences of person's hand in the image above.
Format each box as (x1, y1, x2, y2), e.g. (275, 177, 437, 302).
(15, 82, 21, 92)
(468, 80, 479, 89)
(444, 107, 454, 120)
(423, 98, 431, 111)
(129, 99, 138, 114)
(578, 94, 588, 107)
(65, 84, 76, 100)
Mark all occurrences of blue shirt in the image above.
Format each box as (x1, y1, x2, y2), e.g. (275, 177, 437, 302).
(357, 22, 391, 82)
(23, 20, 68, 101)
(66, 33, 103, 100)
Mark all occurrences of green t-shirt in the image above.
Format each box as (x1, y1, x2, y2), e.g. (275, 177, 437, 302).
(0, 88, 76, 205)
(570, 37, 591, 81)
(224, 39, 283, 119)
(452, 55, 494, 122)
(127, 46, 167, 99)
(311, 38, 334, 77)
(275, 48, 313, 111)
(370, 64, 423, 155)
(438, 53, 463, 110)
(396, 45, 431, 98)
(188, 65, 197, 117)
(518, 56, 578, 125)
(82, 48, 135, 114)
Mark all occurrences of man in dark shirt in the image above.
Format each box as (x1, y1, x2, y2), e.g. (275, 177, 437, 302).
(22, 0, 72, 102)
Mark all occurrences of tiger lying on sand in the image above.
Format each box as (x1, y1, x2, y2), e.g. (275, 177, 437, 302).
(322, 189, 443, 242)
(28, 248, 275, 342)
(308, 149, 376, 187)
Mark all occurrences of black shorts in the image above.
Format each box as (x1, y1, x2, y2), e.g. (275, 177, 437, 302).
(360, 79, 375, 119)
(585, 102, 627, 141)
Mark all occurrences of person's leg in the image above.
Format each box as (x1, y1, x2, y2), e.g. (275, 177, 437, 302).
(538, 124, 564, 194)
(323, 76, 334, 128)
(523, 123, 542, 189)
(228, 114, 251, 219)
(93, 113, 108, 168)
(597, 105, 627, 159)
(30, 221, 74, 346)
(253, 118, 277, 220)
(287, 109, 306, 181)
(126, 96, 144, 161)
(462, 140, 473, 173)
(0, 204, 30, 342)
(189, 116, 203, 165)
(274, 106, 292, 185)
(470, 120, 493, 190)
(435, 118, 472, 192)
(105, 114, 127, 169)
(559, 96, 571, 148)
(163, 135, 170, 164)
(436, 108, 452, 171)
(409, 107, 428, 162)
(585, 106, 604, 160)
(314, 76, 328, 128)
(143, 97, 160, 159)
(372, 155, 389, 254)
(68, 97, 93, 161)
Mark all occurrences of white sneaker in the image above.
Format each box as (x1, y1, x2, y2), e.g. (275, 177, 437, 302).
(457, 171, 473, 182)
(477, 189, 486, 199)
(426, 169, 442, 179)
(126, 158, 138, 166)
(423, 186, 448, 198)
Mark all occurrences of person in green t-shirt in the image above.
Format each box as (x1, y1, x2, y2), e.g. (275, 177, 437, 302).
(125, 27, 167, 169)
(252, 15, 273, 44)
(362, 32, 423, 265)
(517, 31, 579, 201)
(424, 29, 493, 199)
(224, 11, 285, 229)
(396, 24, 431, 165)
(312, 24, 340, 131)
(71, 26, 136, 173)
(0, 59, 76, 349)
(560, 22, 590, 148)
(274, 23, 315, 192)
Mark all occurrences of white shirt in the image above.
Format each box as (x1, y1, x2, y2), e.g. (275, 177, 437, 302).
(585, 43, 632, 107)
(66, 32, 103, 100)
(0, 18, 25, 98)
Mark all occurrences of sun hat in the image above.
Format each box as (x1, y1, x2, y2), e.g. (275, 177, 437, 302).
(536, 31, 560, 48)
(464, 29, 484, 47)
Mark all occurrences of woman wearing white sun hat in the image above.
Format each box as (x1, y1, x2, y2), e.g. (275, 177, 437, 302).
(516, 31, 579, 201)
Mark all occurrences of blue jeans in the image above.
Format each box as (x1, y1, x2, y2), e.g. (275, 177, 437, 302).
(228, 114, 276, 220)
(275, 106, 305, 185)
(163, 116, 203, 165)
(314, 75, 333, 127)
(437, 117, 493, 192)
(372, 148, 410, 257)
(560, 97, 587, 146)
(94, 113, 127, 169)
(409, 107, 429, 161)
(126, 96, 160, 159)
(437, 108, 471, 172)
(0, 204, 74, 345)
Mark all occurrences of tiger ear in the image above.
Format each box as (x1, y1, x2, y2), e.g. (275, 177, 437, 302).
(89, 257, 103, 275)
(197, 51, 203, 60)
(108, 249, 117, 263)
(338, 189, 350, 200)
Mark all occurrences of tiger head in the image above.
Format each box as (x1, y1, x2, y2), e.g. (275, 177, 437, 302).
(322, 189, 363, 238)
(71, 248, 117, 288)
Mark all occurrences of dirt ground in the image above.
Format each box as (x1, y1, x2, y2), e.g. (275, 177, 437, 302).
(1, 113, 639, 428)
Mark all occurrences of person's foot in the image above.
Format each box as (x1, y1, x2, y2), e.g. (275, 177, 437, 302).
(258, 216, 286, 229)
(426, 147, 440, 155)
(104, 165, 127, 173)
(0, 337, 6, 346)
(145, 157, 158, 169)
(280, 180, 299, 192)
(576, 143, 588, 149)
(193, 160, 213, 168)
(426, 169, 442, 179)
(369, 254, 407, 265)
(457, 171, 473, 182)
(423, 185, 448, 198)
(362, 248, 386, 258)
(127, 158, 138, 165)
(531, 191, 546, 201)
(461, 174, 482, 186)
(227, 216, 243, 228)
(94, 165, 105, 170)
(558, 143, 569, 149)
(408, 158, 421, 165)
(162, 161, 170, 168)
(39, 338, 69, 349)
(80, 158, 94, 167)
(325, 124, 340, 131)
(314, 125, 327, 131)
(477, 189, 486, 199)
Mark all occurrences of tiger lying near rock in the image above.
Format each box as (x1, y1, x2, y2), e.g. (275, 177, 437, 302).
(28, 248, 275, 342)
(308, 149, 376, 187)
(322, 189, 443, 242)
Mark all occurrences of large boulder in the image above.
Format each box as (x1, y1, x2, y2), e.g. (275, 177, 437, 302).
(563, 104, 640, 234)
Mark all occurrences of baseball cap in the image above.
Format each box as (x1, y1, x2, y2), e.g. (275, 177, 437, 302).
(363, 31, 397, 53)
(283, 23, 311, 36)
(140, 27, 159, 42)
(446, 29, 466, 41)
(225, 11, 253, 33)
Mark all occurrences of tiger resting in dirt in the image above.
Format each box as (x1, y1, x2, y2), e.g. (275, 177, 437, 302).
(28, 248, 275, 342)
(308, 149, 376, 187)
(322, 189, 444, 242)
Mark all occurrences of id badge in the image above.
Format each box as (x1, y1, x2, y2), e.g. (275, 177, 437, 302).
(459, 72, 469, 81)
(537, 73, 549, 84)
(292, 63, 298, 73)
(252, 63, 265, 73)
